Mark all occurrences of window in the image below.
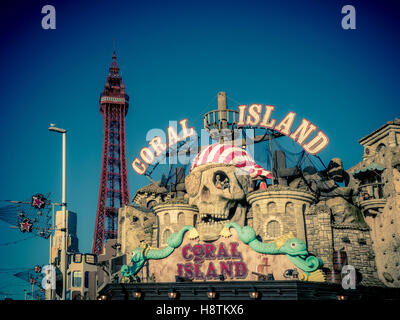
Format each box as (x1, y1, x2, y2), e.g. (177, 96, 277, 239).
(267, 220, 280, 238)
(267, 202, 276, 214)
(147, 200, 156, 209)
(72, 271, 82, 288)
(285, 202, 294, 215)
(85, 254, 97, 265)
(177, 212, 184, 225)
(164, 213, 170, 225)
(193, 214, 197, 227)
(163, 229, 171, 244)
(376, 143, 386, 154)
(84, 271, 89, 289)
(67, 272, 71, 290)
(73, 253, 82, 263)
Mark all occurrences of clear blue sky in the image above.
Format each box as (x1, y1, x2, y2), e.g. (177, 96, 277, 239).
(0, 0, 399, 299)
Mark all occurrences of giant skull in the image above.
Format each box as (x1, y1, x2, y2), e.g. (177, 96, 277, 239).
(185, 164, 250, 241)
(185, 143, 272, 241)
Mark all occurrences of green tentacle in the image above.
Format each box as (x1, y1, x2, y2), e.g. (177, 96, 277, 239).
(166, 225, 195, 248)
(224, 222, 323, 275)
(248, 239, 279, 254)
(225, 222, 257, 244)
(121, 225, 196, 278)
(146, 246, 174, 260)
(287, 255, 323, 276)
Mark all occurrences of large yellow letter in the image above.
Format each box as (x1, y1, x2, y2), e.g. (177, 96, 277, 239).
(274, 112, 296, 136)
(303, 131, 329, 155)
(132, 158, 147, 175)
(289, 118, 317, 145)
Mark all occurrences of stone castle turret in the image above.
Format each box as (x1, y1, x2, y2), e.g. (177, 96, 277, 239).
(348, 119, 400, 286)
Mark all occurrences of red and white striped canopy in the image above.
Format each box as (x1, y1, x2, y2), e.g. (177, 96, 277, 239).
(190, 143, 272, 179)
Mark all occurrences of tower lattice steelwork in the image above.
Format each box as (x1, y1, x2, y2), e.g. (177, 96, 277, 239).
(92, 51, 130, 255)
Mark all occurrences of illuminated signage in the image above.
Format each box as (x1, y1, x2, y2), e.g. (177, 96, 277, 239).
(177, 242, 247, 280)
(131, 119, 195, 175)
(131, 104, 329, 176)
(236, 104, 329, 155)
(144, 230, 306, 283)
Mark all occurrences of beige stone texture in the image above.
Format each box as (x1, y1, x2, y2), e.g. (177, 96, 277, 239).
(153, 201, 198, 246)
(347, 119, 400, 287)
(247, 186, 315, 244)
(117, 205, 156, 255)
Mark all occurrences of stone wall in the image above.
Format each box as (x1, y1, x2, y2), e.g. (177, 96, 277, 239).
(153, 200, 198, 247)
(304, 204, 381, 286)
(304, 205, 334, 271)
(247, 186, 315, 244)
(117, 205, 155, 255)
(365, 191, 400, 287)
(348, 126, 400, 287)
(332, 226, 379, 286)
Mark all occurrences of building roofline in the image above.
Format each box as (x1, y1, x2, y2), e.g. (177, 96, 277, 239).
(358, 118, 400, 145)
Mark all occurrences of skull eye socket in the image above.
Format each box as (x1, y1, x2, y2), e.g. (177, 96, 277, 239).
(201, 186, 210, 201)
(213, 171, 230, 190)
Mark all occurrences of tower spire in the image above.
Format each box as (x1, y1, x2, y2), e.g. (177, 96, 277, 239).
(109, 50, 120, 74)
(92, 51, 130, 255)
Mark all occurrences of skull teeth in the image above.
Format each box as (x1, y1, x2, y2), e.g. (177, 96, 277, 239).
(199, 213, 229, 225)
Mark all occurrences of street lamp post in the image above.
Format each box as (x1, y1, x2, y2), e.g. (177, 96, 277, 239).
(48, 124, 68, 300)
(48, 201, 61, 300)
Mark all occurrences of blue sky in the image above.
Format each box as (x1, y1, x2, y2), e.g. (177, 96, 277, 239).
(0, 0, 399, 299)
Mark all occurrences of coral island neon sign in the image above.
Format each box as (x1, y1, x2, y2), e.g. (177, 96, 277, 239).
(131, 119, 195, 175)
(236, 104, 329, 155)
(178, 242, 247, 280)
(131, 105, 329, 175)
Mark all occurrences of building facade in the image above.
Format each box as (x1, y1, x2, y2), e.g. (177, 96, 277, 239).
(97, 90, 400, 299)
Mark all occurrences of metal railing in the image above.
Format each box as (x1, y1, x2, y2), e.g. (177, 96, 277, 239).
(203, 109, 239, 131)
(359, 182, 384, 200)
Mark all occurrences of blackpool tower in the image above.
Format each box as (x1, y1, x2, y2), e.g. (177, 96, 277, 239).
(92, 51, 130, 255)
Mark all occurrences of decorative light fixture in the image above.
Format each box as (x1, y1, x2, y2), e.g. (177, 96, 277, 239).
(19, 218, 33, 233)
(98, 294, 108, 300)
(31, 194, 47, 210)
(207, 288, 216, 299)
(133, 289, 142, 300)
(168, 289, 177, 299)
(337, 295, 348, 301)
(249, 288, 259, 299)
